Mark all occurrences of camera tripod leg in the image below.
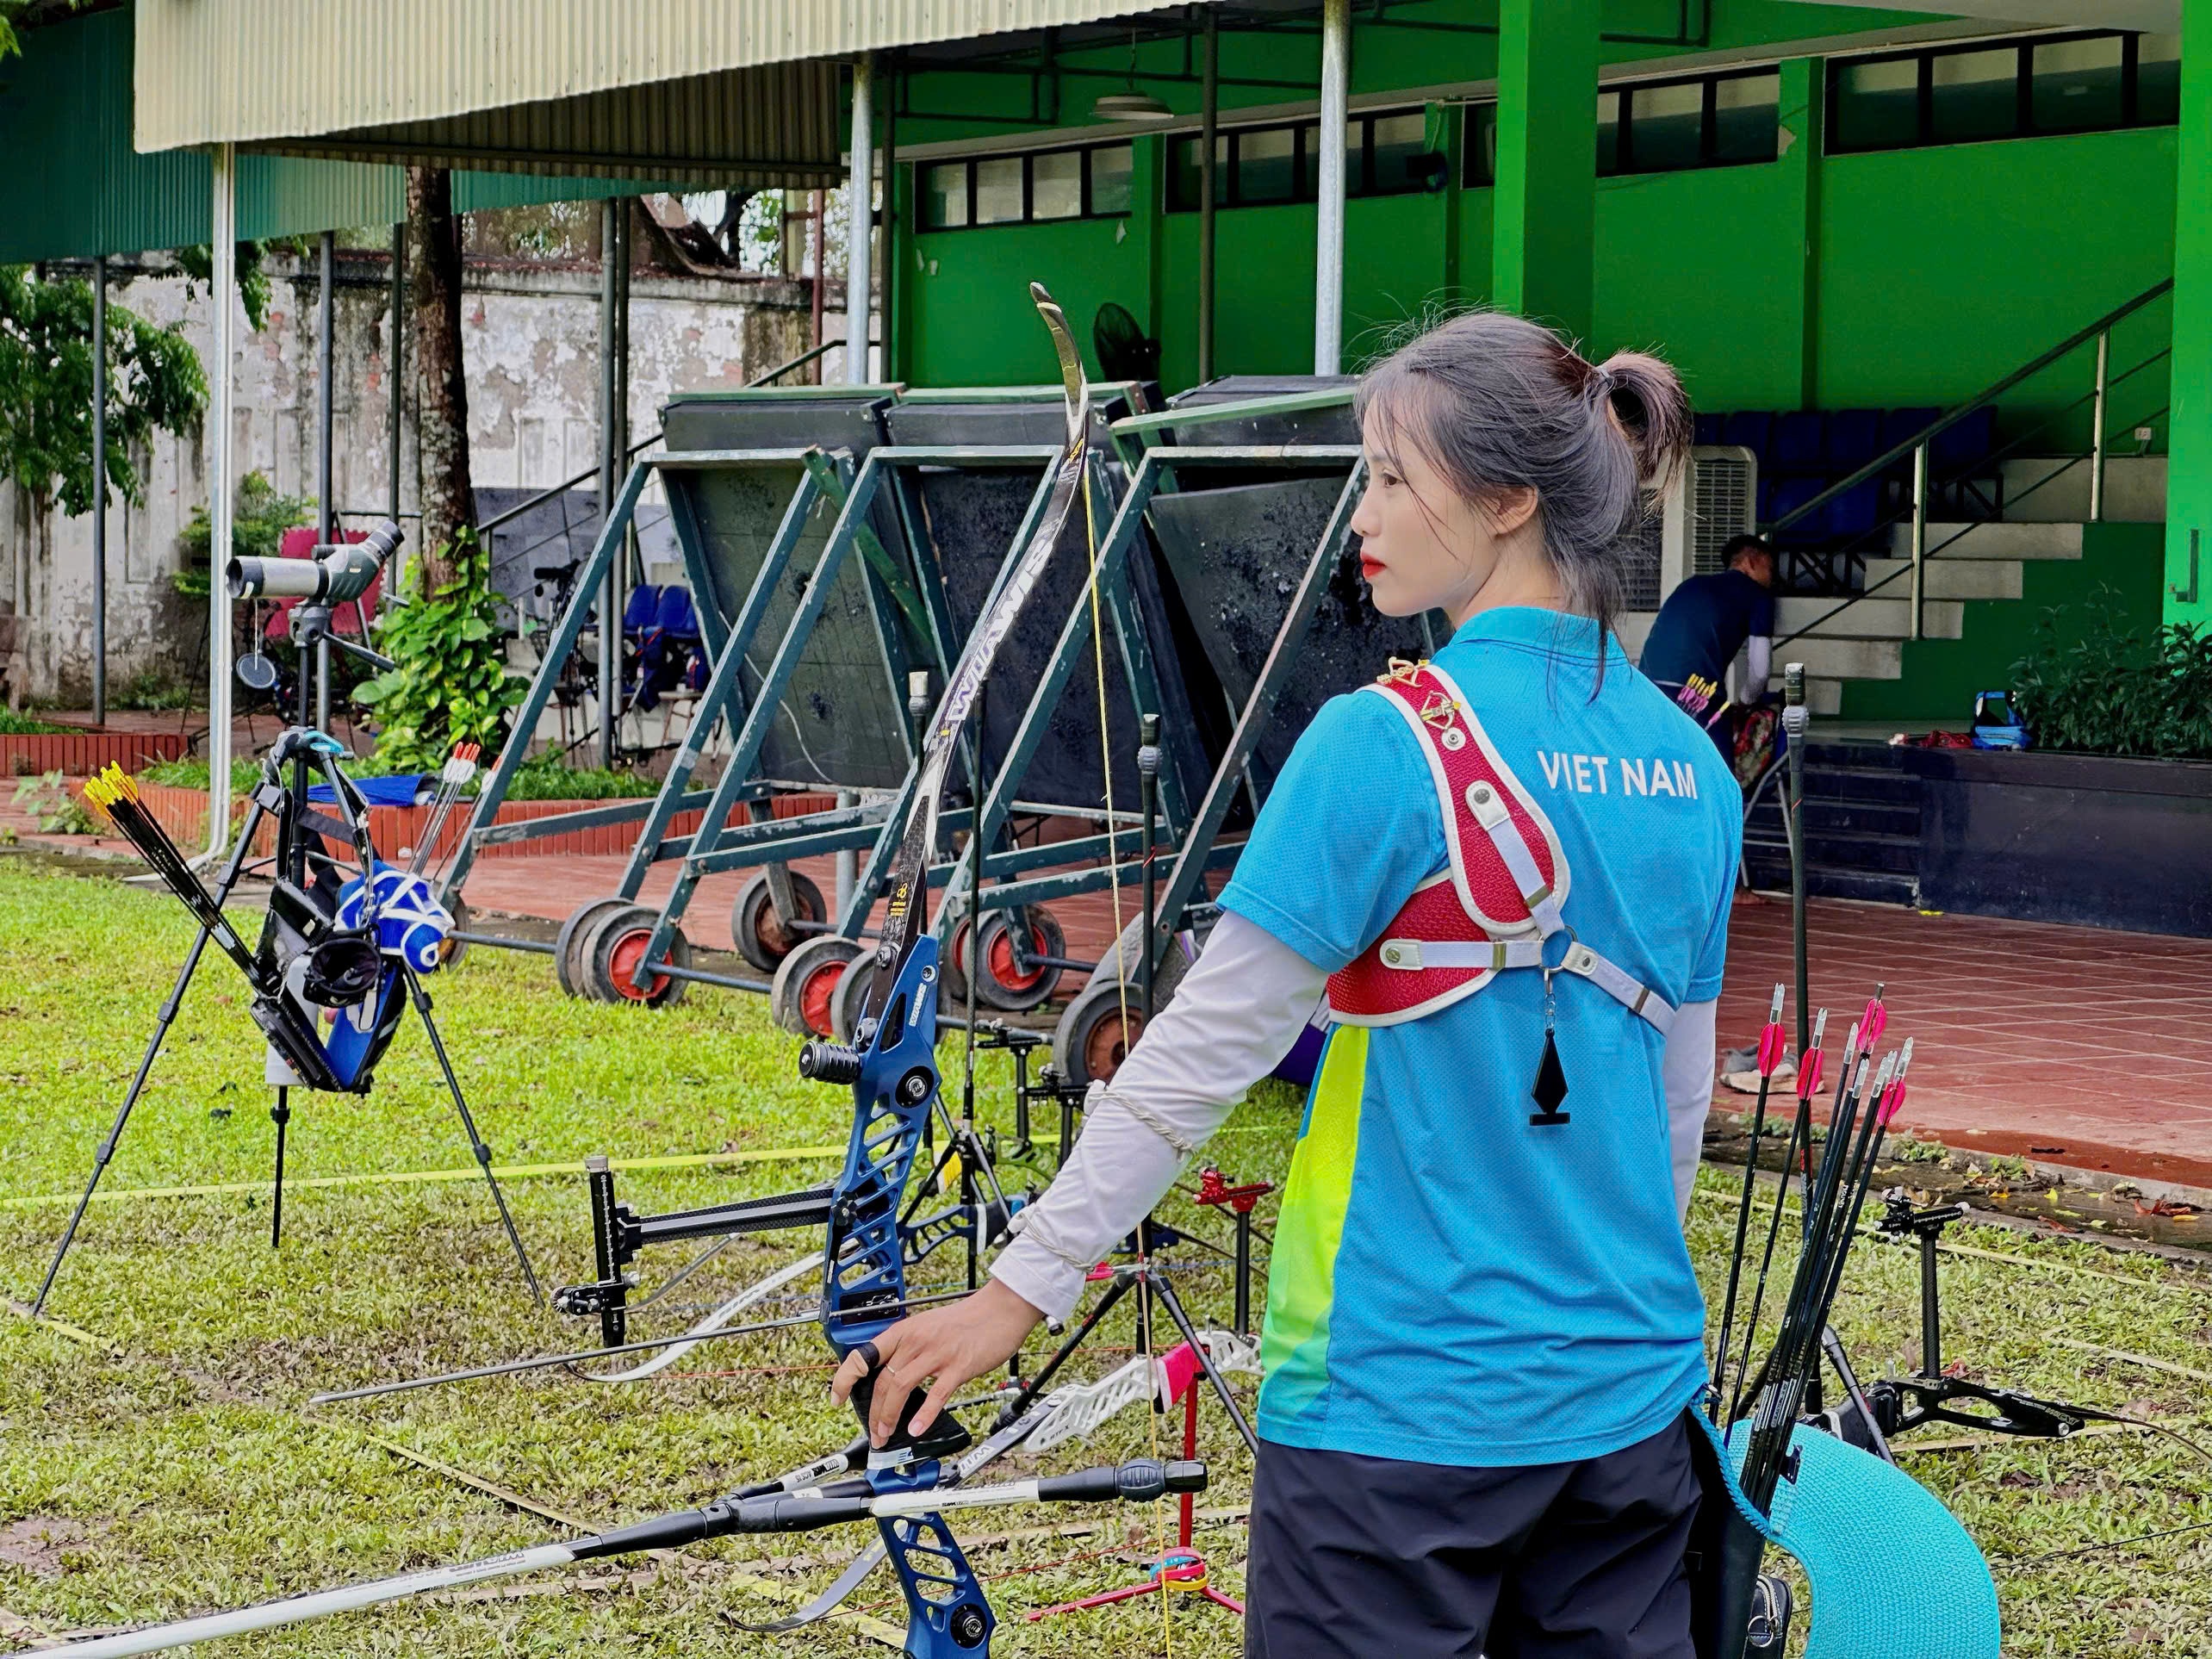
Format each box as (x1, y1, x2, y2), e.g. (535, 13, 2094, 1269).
(402, 966, 544, 1307)
(270, 1087, 292, 1249)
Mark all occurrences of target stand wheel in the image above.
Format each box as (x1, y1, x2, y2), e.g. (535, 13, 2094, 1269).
(578, 904, 693, 1007)
(438, 897, 472, 970)
(730, 869, 828, 973)
(1084, 913, 1202, 1009)
(830, 948, 879, 1042)
(1052, 977, 1147, 1089)
(939, 916, 975, 1009)
(971, 908, 1066, 1012)
(556, 897, 632, 998)
(771, 935, 863, 1038)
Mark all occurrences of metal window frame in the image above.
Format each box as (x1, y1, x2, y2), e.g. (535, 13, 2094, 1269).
(1165, 103, 1436, 212)
(1824, 28, 2170, 156)
(916, 138, 1135, 232)
(1458, 64, 1779, 189)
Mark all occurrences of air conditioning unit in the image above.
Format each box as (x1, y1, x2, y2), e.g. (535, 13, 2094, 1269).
(1661, 444, 1758, 596)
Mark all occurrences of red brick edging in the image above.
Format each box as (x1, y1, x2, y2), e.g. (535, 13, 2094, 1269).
(3, 730, 188, 778)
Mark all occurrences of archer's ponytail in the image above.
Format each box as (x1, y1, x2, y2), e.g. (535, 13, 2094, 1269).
(1355, 312, 1691, 658)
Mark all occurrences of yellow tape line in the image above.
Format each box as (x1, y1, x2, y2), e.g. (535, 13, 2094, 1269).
(1, 1145, 846, 1211)
(2, 1296, 123, 1354)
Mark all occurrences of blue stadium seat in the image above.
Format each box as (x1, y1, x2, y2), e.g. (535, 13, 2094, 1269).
(1932, 404, 1997, 475)
(1768, 475, 1828, 547)
(1722, 412, 1775, 458)
(621, 582, 662, 639)
(1771, 411, 1827, 472)
(1825, 408, 1884, 471)
(1693, 413, 1724, 447)
(1824, 479, 1885, 543)
(1880, 407, 1942, 467)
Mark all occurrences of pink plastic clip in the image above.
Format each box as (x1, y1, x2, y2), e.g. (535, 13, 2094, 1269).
(1155, 1340, 1202, 1407)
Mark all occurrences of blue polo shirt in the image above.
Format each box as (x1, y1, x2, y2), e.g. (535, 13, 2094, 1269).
(1220, 607, 1737, 1468)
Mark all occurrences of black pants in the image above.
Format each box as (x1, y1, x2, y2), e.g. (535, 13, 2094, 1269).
(1244, 1417, 1701, 1659)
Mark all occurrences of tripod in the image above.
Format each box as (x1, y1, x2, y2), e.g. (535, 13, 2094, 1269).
(32, 713, 543, 1315)
(1003, 1248, 1260, 1624)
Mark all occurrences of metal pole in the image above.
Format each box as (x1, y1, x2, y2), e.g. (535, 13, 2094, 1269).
(1909, 440, 1929, 642)
(879, 59, 898, 383)
(315, 230, 336, 730)
(388, 222, 405, 548)
(195, 143, 238, 867)
(597, 198, 618, 769)
(846, 53, 875, 385)
(810, 188, 826, 383)
(1198, 6, 1219, 383)
(1313, 0, 1350, 376)
(835, 788, 857, 916)
(90, 255, 107, 726)
(1781, 663, 1809, 1063)
(2090, 329, 2109, 524)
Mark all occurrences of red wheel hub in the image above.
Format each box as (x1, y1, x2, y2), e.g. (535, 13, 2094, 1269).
(799, 960, 845, 1035)
(986, 924, 1048, 991)
(1083, 1006, 1140, 1080)
(606, 928, 667, 1002)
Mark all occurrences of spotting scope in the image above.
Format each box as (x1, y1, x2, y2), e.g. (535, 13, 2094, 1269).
(227, 517, 404, 603)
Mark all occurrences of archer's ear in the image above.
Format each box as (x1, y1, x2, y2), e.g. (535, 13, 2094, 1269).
(1486, 485, 1540, 538)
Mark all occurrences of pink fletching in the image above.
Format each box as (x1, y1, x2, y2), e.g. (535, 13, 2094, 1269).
(1797, 1048, 1825, 1102)
(1861, 1000, 1887, 1050)
(1156, 1341, 1202, 1407)
(1756, 1023, 1786, 1076)
(1879, 1080, 1907, 1128)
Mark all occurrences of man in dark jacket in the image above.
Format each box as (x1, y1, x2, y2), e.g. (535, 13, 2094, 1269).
(1638, 535, 1777, 748)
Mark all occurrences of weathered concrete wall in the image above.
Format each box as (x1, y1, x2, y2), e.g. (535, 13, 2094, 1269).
(0, 253, 835, 705)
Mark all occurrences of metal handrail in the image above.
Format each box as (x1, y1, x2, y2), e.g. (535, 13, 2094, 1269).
(473, 337, 840, 538)
(1762, 276, 2171, 541)
(1771, 351, 2171, 651)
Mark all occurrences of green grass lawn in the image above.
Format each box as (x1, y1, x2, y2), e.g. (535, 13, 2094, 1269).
(2, 857, 2209, 1656)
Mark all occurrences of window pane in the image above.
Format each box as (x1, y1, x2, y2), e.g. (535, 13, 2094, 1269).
(1239, 126, 1297, 203)
(974, 156, 1023, 224)
(1463, 103, 1497, 187)
(1032, 149, 1081, 220)
(1168, 134, 1227, 211)
(2031, 36, 2122, 132)
(1713, 71, 1780, 162)
(1626, 79, 1705, 171)
(1089, 144, 1134, 214)
(1930, 47, 2020, 143)
(921, 162, 967, 230)
(1370, 111, 1430, 193)
(2138, 34, 2181, 125)
(1833, 57, 1920, 151)
(1596, 90, 1622, 174)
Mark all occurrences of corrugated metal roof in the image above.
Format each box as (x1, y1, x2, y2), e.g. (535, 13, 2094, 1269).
(134, 0, 1190, 157)
(0, 9, 674, 262)
(272, 61, 845, 190)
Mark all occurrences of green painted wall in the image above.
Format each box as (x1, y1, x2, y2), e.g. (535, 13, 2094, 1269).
(1838, 523, 2167, 724)
(2165, 0, 2212, 628)
(1816, 127, 2177, 449)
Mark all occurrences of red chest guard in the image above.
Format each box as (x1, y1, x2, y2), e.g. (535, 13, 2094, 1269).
(1324, 658, 1675, 1037)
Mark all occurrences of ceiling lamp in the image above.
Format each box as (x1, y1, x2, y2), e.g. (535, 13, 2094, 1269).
(1094, 27, 1171, 121)
(1094, 89, 1173, 121)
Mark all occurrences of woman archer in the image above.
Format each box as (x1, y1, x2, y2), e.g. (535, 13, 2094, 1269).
(837, 309, 1740, 1658)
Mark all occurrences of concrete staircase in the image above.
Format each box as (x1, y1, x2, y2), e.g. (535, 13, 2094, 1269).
(1620, 454, 2167, 724)
(1741, 741, 1923, 905)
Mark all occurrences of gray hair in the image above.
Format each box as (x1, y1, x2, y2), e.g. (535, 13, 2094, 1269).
(1354, 309, 1691, 659)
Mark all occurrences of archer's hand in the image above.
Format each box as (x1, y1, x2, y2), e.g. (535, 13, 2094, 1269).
(831, 1277, 1046, 1446)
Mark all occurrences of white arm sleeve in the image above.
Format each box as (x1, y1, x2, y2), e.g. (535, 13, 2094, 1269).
(1662, 998, 1718, 1221)
(1740, 636, 1773, 704)
(991, 911, 1328, 1322)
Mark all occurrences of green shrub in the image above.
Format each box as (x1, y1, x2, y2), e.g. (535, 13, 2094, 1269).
(2012, 590, 2212, 759)
(138, 757, 264, 794)
(0, 708, 71, 735)
(353, 531, 524, 774)
(10, 771, 93, 834)
(177, 470, 314, 600)
(500, 758, 661, 801)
